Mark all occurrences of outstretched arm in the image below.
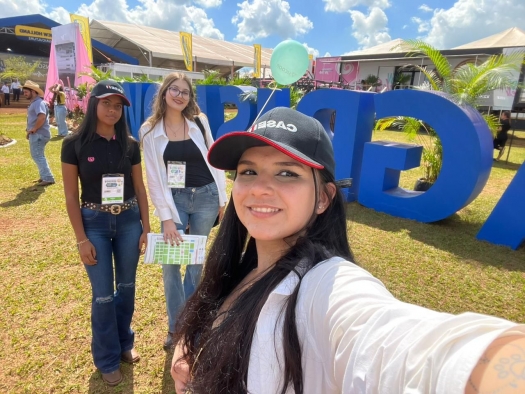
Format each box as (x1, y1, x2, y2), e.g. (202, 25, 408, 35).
(466, 335, 525, 393)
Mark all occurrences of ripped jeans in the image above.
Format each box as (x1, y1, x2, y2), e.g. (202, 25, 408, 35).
(81, 204, 142, 373)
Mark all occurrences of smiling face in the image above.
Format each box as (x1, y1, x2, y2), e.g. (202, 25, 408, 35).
(165, 78, 191, 113)
(96, 95, 124, 128)
(233, 146, 326, 250)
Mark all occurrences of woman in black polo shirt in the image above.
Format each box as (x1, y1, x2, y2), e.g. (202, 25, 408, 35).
(61, 80, 150, 386)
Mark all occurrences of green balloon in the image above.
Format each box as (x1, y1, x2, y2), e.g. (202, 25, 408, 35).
(270, 40, 309, 85)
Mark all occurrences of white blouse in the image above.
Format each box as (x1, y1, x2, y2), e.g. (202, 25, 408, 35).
(247, 257, 524, 393)
(140, 114, 227, 224)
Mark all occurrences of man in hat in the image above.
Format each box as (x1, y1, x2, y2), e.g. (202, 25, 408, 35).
(23, 80, 55, 186)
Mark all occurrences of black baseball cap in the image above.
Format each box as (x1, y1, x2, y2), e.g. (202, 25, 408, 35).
(208, 107, 335, 178)
(91, 80, 131, 106)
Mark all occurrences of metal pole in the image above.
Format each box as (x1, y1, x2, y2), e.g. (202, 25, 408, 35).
(505, 111, 517, 164)
(149, 51, 152, 67)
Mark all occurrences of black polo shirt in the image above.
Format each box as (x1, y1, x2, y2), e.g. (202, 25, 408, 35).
(61, 134, 141, 204)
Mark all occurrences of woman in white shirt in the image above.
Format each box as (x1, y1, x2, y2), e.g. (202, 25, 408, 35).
(170, 107, 525, 394)
(140, 72, 227, 350)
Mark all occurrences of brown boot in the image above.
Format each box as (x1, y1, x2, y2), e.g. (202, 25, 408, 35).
(101, 368, 123, 386)
(121, 348, 141, 364)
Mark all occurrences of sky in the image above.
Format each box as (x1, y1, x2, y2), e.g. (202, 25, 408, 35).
(2, 0, 525, 58)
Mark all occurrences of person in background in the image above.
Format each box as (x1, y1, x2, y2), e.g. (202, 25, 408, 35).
(493, 110, 511, 161)
(140, 72, 227, 351)
(171, 107, 525, 394)
(51, 84, 69, 137)
(61, 80, 150, 386)
(11, 79, 21, 102)
(1, 81, 10, 105)
(22, 80, 55, 187)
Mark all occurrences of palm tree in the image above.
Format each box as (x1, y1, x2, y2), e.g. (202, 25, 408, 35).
(376, 40, 524, 186)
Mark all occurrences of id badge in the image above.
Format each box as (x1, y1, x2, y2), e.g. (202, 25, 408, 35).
(167, 161, 186, 188)
(101, 174, 125, 204)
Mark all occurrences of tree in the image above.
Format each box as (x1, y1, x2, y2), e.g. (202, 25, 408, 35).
(376, 40, 524, 186)
(0, 56, 40, 82)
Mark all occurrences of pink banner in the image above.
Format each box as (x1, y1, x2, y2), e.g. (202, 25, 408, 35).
(45, 23, 94, 112)
(314, 57, 341, 83)
(341, 62, 359, 84)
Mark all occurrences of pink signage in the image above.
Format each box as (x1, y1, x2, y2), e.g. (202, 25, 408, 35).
(314, 57, 341, 83)
(341, 62, 359, 84)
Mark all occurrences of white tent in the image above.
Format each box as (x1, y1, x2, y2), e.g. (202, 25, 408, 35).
(453, 27, 525, 49)
(89, 20, 273, 76)
(345, 39, 406, 56)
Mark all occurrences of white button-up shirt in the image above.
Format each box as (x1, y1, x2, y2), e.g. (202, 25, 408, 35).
(140, 115, 227, 224)
(247, 257, 524, 393)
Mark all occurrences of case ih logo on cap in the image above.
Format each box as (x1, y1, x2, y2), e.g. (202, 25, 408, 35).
(252, 120, 297, 133)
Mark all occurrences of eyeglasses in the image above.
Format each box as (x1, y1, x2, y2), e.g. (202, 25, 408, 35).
(99, 100, 123, 111)
(167, 86, 191, 100)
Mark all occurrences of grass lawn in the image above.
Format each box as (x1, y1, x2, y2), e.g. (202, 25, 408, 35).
(0, 112, 524, 393)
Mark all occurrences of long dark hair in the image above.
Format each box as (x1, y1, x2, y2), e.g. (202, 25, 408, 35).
(66, 95, 133, 167)
(173, 169, 353, 393)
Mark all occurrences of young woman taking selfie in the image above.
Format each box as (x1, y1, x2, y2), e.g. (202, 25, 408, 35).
(171, 107, 525, 394)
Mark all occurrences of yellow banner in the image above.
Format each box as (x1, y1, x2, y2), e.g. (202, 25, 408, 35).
(253, 44, 261, 78)
(70, 14, 93, 64)
(15, 25, 52, 42)
(180, 32, 193, 71)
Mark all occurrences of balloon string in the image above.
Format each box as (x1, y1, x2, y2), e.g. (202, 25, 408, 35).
(249, 82, 281, 129)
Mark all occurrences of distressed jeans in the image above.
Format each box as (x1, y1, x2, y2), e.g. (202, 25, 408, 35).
(81, 204, 142, 373)
(28, 133, 54, 182)
(162, 182, 219, 332)
(54, 105, 69, 136)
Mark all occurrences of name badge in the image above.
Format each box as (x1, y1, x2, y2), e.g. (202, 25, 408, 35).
(167, 161, 186, 188)
(101, 174, 124, 204)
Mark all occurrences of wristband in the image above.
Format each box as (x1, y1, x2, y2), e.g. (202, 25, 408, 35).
(76, 238, 90, 247)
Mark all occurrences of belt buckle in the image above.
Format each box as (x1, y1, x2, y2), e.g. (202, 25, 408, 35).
(110, 204, 122, 215)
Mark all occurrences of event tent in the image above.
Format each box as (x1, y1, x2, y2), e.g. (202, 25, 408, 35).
(89, 20, 273, 75)
(453, 27, 525, 50)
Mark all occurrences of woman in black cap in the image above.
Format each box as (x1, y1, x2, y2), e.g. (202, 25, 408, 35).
(170, 107, 524, 394)
(61, 80, 150, 386)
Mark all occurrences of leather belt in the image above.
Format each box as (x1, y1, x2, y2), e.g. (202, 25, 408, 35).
(81, 197, 137, 215)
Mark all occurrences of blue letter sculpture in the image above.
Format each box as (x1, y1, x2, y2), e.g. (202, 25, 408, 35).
(122, 82, 157, 140)
(477, 162, 525, 249)
(297, 89, 375, 201)
(358, 90, 493, 222)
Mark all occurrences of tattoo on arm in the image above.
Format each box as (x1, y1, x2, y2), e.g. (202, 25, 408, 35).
(466, 336, 525, 394)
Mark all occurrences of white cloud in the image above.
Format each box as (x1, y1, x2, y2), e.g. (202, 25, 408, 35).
(323, 51, 332, 57)
(195, 0, 222, 7)
(76, 0, 224, 39)
(46, 7, 72, 25)
(350, 6, 391, 48)
(421, 0, 525, 48)
(302, 42, 319, 58)
(323, 0, 390, 13)
(0, 0, 45, 17)
(232, 0, 313, 42)
(411, 16, 429, 33)
(419, 4, 432, 12)
(1, 0, 224, 40)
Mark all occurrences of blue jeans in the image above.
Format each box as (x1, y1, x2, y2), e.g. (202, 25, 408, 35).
(28, 133, 54, 182)
(162, 182, 219, 332)
(54, 105, 68, 136)
(81, 204, 143, 373)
